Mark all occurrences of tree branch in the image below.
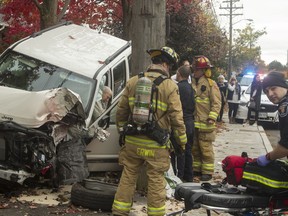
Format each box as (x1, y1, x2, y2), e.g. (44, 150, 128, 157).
(57, 0, 71, 22)
(32, 0, 42, 12)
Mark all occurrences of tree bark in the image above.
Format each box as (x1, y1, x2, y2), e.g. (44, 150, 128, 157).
(121, 0, 132, 41)
(131, 0, 166, 76)
(132, 0, 166, 190)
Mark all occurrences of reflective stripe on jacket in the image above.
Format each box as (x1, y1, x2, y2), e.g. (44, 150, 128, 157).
(116, 64, 187, 148)
(192, 76, 221, 130)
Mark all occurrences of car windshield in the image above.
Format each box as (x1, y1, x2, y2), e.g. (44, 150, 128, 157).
(239, 76, 254, 86)
(0, 51, 94, 112)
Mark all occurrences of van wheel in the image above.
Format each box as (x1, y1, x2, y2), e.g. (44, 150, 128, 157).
(71, 180, 117, 211)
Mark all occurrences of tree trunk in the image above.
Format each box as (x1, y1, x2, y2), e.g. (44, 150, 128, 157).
(34, 0, 70, 30)
(131, 0, 166, 190)
(131, 0, 166, 76)
(121, 0, 132, 41)
(40, 0, 58, 29)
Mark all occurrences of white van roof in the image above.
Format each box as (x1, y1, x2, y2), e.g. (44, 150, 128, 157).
(12, 23, 130, 78)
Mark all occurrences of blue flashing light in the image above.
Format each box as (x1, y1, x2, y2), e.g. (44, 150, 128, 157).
(246, 71, 254, 75)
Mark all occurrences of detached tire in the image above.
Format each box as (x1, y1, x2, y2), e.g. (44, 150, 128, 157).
(71, 180, 117, 211)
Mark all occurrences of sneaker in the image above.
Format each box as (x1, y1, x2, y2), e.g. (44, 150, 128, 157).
(201, 174, 212, 181)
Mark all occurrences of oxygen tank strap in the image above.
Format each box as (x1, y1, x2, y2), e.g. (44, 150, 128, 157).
(153, 75, 167, 86)
(150, 75, 168, 118)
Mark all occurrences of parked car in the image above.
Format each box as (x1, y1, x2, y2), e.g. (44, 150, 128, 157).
(0, 22, 131, 186)
(235, 84, 278, 124)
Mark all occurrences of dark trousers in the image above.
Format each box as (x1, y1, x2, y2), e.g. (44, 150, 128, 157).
(228, 102, 239, 118)
(171, 132, 194, 181)
(248, 108, 259, 122)
(217, 101, 225, 121)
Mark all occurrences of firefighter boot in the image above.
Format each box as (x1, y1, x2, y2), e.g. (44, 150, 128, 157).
(201, 174, 212, 181)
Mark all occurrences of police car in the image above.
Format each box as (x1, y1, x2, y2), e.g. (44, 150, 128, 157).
(235, 84, 279, 124)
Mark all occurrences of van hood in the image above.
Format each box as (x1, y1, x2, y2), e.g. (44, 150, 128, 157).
(0, 86, 86, 128)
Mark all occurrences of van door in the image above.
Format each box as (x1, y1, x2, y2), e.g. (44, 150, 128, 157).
(85, 56, 130, 172)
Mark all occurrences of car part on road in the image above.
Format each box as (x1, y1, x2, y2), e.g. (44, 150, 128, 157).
(71, 179, 117, 211)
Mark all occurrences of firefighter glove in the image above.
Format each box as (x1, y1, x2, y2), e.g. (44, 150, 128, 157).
(119, 132, 125, 147)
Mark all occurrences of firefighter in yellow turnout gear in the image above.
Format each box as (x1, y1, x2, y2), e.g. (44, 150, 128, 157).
(112, 47, 187, 216)
(191, 55, 221, 181)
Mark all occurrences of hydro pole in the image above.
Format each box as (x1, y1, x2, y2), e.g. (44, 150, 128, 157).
(219, 0, 243, 80)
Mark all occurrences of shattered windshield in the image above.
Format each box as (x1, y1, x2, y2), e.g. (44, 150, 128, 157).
(0, 51, 94, 111)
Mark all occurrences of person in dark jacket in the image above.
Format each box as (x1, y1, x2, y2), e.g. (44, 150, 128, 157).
(227, 76, 241, 124)
(257, 72, 288, 166)
(170, 65, 195, 182)
(217, 74, 227, 122)
(247, 74, 262, 125)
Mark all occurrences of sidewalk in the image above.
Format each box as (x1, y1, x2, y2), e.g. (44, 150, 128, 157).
(130, 113, 273, 216)
(213, 113, 273, 176)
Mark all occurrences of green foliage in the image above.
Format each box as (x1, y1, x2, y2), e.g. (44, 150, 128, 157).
(166, 2, 228, 69)
(232, 24, 266, 74)
(268, 60, 285, 71)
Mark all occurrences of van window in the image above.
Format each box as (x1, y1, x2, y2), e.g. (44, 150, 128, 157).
(112, 60, 126, 96)
(96, 75, 108, 101)
(0, 51, 94, 111)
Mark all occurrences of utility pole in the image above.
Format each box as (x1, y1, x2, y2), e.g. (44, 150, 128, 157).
(131, 0, 166, 191)
(219, 0, 243, 80)
(131, 0, 166, 76)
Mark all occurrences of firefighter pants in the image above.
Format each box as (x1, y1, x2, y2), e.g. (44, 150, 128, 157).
(112, 143, 170, 216)
(192, 128, 216, 175)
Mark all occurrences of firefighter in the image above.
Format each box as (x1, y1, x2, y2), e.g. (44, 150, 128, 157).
(112, 46, 187, 216)
(191, 55, 221, 181)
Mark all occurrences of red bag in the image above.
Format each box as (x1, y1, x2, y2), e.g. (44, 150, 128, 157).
(222, 154, 253, 185)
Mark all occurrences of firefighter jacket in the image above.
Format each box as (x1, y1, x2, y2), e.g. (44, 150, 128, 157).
(116, 64, 187, 149)
(192, 75, 221, 130)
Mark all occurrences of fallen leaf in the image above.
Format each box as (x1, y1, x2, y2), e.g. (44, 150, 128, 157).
(0, 203, 9, 209)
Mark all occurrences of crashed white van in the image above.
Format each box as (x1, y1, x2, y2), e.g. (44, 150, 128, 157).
(0, 22, 131, 186)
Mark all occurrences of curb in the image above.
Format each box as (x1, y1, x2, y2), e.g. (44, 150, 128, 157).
(258, 125, 273, 152)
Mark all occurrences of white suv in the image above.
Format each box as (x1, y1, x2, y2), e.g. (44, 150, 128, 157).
(0, 22, 131, 185)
